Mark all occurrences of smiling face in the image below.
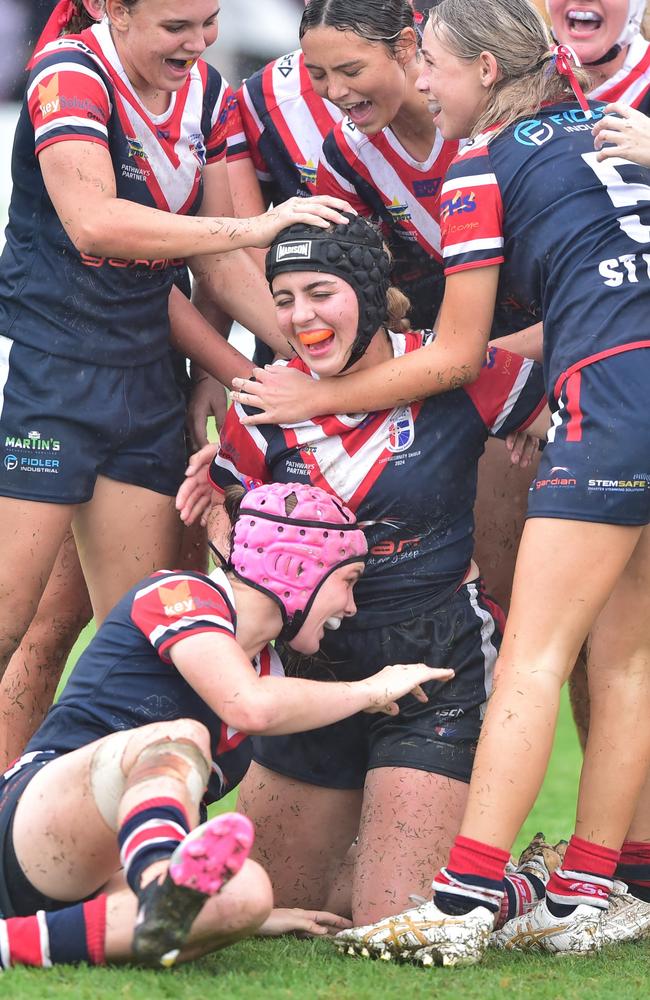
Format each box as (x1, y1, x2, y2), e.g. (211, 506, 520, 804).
(288, 562, 364, 654)
(416, 20, 493, 140)
(547, 1, 629, 63)
(272, 270, 361, 377)
(301, 25, 416, 134)
(107, 0, 220, 97)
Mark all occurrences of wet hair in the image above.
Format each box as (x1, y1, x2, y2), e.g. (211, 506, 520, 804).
(386, 286, 410, 328)
(429, 0, 590, 137)
(66, 1, 104, 34)
(300, 0, 416, 57)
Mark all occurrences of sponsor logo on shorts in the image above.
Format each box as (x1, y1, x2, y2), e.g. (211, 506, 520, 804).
(4, 430, 60, 452)
(514, 118, 554, 147)
(588, 477, 648, 492)
(4, 455, 17, 471)
(533, 466, 577, 490)
(275, 241, 312, 262)
(18, 457, 60, 473)
(80, 253, 184, 270)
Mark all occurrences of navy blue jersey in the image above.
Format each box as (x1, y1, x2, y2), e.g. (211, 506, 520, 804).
(441, 100, 650, 400)
(25, 569, 283, 802)
(234, 49, 342, 205)
(0, 22, 233, 366)
(209, 332, 545, 628)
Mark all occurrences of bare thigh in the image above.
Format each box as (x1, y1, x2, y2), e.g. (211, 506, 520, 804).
(12, 721, 198, 902)
(73, 475, 183, 624)
(353, 766, 468, 924)
(0, 497, 74, 675)
(0, 530, 92, 768)
(474, 437, 539, 612)
(236, 761, 362, 909)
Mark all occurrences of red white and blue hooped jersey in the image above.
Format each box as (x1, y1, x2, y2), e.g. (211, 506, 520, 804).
(317, 122, 460, 329)
(233, 48, 343, 205)
(209, 333, 545, 629)
(440, 99, 650, 402)
(588, 35, 650, 112)
(0, 21, 234, 366)
(23, 569, 283, 803)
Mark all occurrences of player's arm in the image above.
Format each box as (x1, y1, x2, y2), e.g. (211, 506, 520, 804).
(39, 140, 350, 260)
(231, 266, 500, 423)
(187, 159, 290, 356)
(170, 630, 453, 735)
(489, 321, 543, 362)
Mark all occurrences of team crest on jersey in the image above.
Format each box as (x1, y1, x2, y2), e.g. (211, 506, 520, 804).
(38, 74, 60, 118)
(386, 197, 411, 223)
(127, 137, 147, 160)
(296, 159, 318, 186)
(387, 407, 415, 453)
(189, 133, 207, 167)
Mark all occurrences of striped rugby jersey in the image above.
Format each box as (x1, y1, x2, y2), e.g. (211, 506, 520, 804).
(24, 568, 283, 803)
(0, 21, 235, 365)
(210, 332, 545, 629)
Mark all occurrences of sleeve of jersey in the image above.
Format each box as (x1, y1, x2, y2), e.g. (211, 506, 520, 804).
(131, 573, 236, 664)
(465, 347, 546, 438)
(204, 72, 235, 165)
(440, 150, 505, 275)
(27, 50, 111, 155)
(237, 80, 272, 179)
(208, 405, 272, 494)
(226, 89, 250, 163)
(316, 131, 371, 216)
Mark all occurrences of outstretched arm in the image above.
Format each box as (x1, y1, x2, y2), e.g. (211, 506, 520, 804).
(171, 632, 453, 736)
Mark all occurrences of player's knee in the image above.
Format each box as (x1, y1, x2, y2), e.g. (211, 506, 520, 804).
(155, 718, 212, 759)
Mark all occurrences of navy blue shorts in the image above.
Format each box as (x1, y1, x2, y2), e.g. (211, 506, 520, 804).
(528, 348, 650, 525)
(253, 580, 503, 789)
(0, 336, 187, 503)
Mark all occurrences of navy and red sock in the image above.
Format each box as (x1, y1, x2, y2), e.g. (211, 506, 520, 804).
(433, 836, 509, 915)
(117, 796, 190, 894)
(545, 835, 619, 916)
(0, 895, 106, 969)
(616, 841, 650, 902)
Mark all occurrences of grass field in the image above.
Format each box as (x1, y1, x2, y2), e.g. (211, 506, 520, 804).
(5, 637, 648, 1000)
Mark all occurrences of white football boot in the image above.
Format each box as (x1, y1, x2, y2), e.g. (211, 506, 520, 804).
(335, 900, 495, 967)
(491, 897, 603, 955)
(599, 881, 650, 945)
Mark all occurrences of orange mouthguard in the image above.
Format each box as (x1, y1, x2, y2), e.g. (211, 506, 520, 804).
(298, 328, 334, 345)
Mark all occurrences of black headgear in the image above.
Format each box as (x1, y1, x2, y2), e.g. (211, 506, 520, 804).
(266, 213, 391, 371)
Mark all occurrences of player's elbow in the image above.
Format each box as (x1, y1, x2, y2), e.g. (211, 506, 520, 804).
(221, 695, 277, 736)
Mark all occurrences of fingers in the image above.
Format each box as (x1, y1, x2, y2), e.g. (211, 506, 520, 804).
(281, 195, 356, 229)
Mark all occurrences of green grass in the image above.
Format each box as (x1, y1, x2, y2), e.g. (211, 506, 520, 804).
(12, 633, 644, 998)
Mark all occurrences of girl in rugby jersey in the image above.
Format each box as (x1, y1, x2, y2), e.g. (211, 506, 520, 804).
(0, 0, 351, 710)
(0, 480, 448, 970)
(266, 0, 650, 963)
(179, 214, 550, 925)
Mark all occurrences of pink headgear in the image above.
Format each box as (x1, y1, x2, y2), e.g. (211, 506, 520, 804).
(230, 482, 367, 640)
